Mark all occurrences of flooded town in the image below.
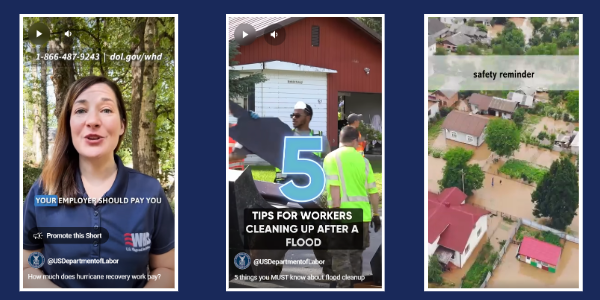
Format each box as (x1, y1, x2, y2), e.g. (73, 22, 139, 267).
(427, 16, 580, 289)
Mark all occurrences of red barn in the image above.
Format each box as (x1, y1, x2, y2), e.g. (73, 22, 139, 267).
(228, 17, 382, 157)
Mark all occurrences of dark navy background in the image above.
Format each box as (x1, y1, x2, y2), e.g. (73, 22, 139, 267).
(4, 7, 587, 299)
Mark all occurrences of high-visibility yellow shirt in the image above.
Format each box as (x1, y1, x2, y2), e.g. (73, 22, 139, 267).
(323, 146, 378, 222)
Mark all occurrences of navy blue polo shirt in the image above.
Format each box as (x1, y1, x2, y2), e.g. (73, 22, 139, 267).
(23, 155, 175, 288)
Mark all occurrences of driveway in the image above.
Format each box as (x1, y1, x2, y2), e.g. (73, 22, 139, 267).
(486, 242, 579, 288)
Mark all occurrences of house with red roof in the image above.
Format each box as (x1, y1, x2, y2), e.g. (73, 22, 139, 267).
(517, 236, 562, 273)
(428, 187, 490, 268)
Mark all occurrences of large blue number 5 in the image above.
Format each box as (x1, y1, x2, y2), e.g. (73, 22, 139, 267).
(279, 136, 326, 202)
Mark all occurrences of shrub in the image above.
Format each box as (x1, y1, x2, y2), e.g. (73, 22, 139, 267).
(563, 113, 570, 122)
(440, 107, 452, 117)
(23, 163, 43, 200)
(433, 151, 441, 158)
(574, 126, 579, 131)
(435, 112, 441, 120)
(537, 131, 548, 140)
(544, 125, 548, 130)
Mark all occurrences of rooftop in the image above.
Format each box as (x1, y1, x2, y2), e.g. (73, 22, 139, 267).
(469, 93, 493, 111)
(428, 187, 490, 253)
(442, 110, 490, 136)
(518, 236, 562, 266)
(489, 97, 519, 113)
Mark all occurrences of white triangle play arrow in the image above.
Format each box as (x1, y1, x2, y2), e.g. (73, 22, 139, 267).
(36, 30, 42, 37)
(242, 31, 248, 38)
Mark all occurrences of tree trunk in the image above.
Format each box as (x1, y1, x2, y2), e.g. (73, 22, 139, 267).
(48, 17, 76, 119)
(40, 44, 49, 166)
(30, 44, 41, 165)
(167, 181, 175, 202)
(138, 17, 160, 178)
(130, 17, 146, 171)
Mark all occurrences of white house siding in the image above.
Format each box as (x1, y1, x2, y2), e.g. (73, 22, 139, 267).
(428, 103, 439, 120)
(428, 236, 440, 256)
(458, 215, 488, 268)
(444, 129, 485, 147)
(428, 44, 436, 56)
(440, 17, 454, 25)
(244, 70, 328, 165)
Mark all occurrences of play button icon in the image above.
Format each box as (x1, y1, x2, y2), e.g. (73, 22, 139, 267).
(28, 22, 50, 45)
(234, 23, 256, 46)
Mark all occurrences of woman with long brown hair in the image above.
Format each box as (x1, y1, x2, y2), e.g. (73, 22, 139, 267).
(23, 76, 174, 288)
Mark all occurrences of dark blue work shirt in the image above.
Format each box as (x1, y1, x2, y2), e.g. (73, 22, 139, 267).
(23, 155, 175, 288)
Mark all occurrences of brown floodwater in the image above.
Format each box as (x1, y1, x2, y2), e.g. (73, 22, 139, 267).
(486, 242, 579, 288)
(468, 173, 579, 237)
(428, 156, 445, 193)
(532, 117, 579, 137)
(513, 144, 561, 168)
(509, 17, 525, 27)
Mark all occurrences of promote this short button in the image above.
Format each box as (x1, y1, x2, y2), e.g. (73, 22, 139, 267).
(28, 22, 51, 46)
(234, 23, 256, 46)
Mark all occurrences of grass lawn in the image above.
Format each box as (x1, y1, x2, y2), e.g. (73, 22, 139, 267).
(249, 158, 383, 208)
(428, 117, 445, 144)
(516, 225, 562, 247)
(461, 242, 498, 288)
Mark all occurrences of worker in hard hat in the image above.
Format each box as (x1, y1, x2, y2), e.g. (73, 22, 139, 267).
(273, 101, 331, 184)
(322, 125, 380, 288)
(347, 113, 366, 157)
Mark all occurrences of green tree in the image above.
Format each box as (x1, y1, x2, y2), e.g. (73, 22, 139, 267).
(456, 45, 468, 55)
(467, 19, 475, 26)
(439, 162, 485, 196)
(356, 17, 382, 35)
(566, 91, 579, 120)
(513, 108, 526, 128)
(528, 35, 541, 46)
(530, 17, 546, 32)
(549, 21, 564, 39)
(476, 24, 487, 33)
(428, 255, 443, 284)
(491, 21, 525, 55)
(229, 41, 267, 100)
(531, 157, 579, 231)
(435, 47, 447, 55)
(557, 31, 576, 48)
(568, 18, 579, 33)
(485, 118, 520, 157)
(469, 45, 481, 55)
(526, 43, 557, 55)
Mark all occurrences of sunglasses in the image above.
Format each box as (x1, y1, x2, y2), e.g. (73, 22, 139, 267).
(290, 113, 304, 119)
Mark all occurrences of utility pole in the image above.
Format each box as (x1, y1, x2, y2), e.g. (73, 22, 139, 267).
(459, 169, 465, 192)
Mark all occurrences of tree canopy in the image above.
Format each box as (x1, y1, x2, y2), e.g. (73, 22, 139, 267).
(485, 118, 520, 157)
(531, 157, 579, 231)
(565, 91, 579, 120)
(491, 21, 525, 55)
(438, 147, 484, 195)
